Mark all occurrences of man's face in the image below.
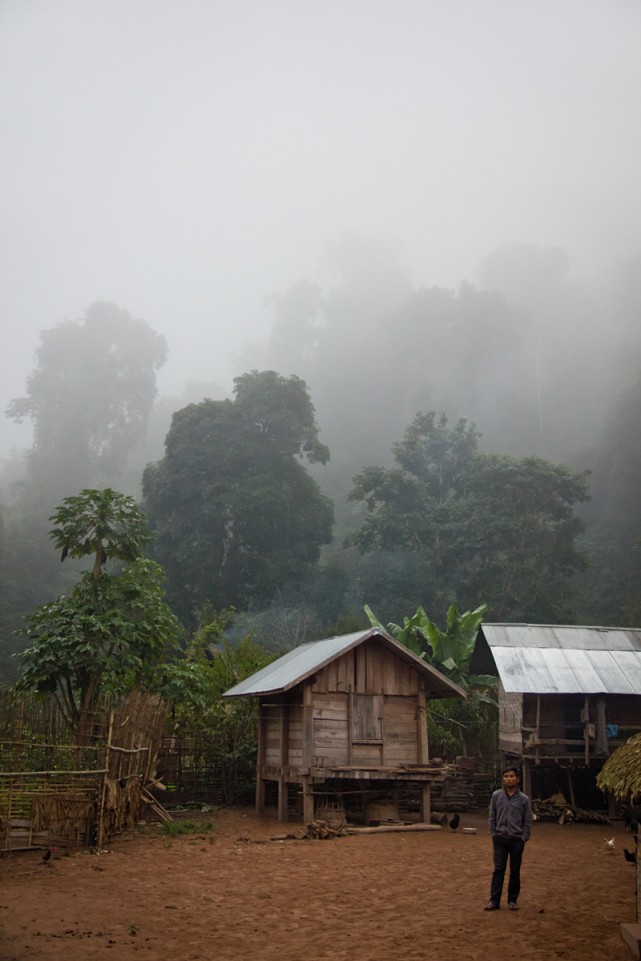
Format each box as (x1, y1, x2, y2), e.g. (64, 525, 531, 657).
(503, 770, 519, 791)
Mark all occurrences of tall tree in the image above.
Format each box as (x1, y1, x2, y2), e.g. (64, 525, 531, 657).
(263, 279, 322, 376)
(581, 376, 641, 625)
(142, 370, 334, 626)
(7, 301, 167, 499)
(348, 412, 590, 622)
(379, 281, 530, 452)
(2, 303, 168, 672)
(476, 242, 612, 461)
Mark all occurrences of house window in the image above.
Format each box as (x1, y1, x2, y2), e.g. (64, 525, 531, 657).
(352, 694, 383, 743)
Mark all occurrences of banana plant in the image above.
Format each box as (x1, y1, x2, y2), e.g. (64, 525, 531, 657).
(423, 603, 487, 674)
(365, 601, 496, 702)
(364, 604, 430, 658)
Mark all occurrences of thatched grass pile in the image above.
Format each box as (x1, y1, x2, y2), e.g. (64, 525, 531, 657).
(597, 732, 641, 801)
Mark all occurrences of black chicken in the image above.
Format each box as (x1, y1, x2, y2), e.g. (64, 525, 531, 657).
(42, 849, 52, 863)
(449, 813, 460, 831)
(624, 848, 637, 863)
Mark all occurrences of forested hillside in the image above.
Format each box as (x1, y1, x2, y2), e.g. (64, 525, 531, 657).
(1, 240, 640, 679)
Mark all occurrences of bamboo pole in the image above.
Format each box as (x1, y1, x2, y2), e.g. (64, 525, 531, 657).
(0, 769, 108, 777)
(96, 710, 114, 849)
(4, 699, 26, 849)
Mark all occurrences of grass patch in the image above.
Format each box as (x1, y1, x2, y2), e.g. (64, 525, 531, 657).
(160, 819, 214, 837)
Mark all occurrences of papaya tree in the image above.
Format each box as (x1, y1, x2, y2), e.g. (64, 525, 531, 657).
(14, 489, 181, 730)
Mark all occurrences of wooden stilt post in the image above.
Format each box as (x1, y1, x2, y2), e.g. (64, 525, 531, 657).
(522, 757, 532, 799)
(419, 784, 431, 823)
(418, 684, 431, 823)
(302, 685, 315, 824)
(566, 766, 576, 807)
(302, 776, 315, 825)
(583, 695, 590, 764)
(255, 699, 266, 814)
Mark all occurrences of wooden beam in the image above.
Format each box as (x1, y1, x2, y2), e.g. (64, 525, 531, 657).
(522, 757, 532, 799)
(419, 784, 431, 823)
(277, 701, 290, 822)
(584, 695, 590, 764)
(566, 767, 576, 807)
(298, 686, 315, 824)
(596, 697, 608, 755)
(302, 776, 315, 824)
(417, 684, 429, 764)
(619, 924, 641, 958)
(302, 685, 314, 768)
(255, 699, 267, 814)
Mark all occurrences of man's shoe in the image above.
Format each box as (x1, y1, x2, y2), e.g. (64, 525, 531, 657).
(508, 902, 518, 911)
(484, 902, 499, 911)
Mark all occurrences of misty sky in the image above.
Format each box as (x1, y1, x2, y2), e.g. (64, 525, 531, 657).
(1, 0, 640, 456)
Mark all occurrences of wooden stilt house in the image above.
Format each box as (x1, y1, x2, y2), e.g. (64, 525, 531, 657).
(469, 623, 641, 807)
(223, 627, 466, 823)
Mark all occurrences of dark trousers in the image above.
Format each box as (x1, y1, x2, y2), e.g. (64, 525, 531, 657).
(490, 835, 525, 906)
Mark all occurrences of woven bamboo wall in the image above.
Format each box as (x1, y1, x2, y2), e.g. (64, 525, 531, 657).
(0, 690, 170, 852)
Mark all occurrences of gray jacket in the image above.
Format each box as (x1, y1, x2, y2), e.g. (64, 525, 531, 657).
(489, 788, 532, 841)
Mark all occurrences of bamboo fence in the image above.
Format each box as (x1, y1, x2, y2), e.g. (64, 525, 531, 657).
(0, 689, 171, 852)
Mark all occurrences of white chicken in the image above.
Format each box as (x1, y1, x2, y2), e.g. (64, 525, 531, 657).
(604, 837, 616, 853)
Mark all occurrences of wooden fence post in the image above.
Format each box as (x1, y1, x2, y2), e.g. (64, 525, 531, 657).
(96, 710, 114, 849)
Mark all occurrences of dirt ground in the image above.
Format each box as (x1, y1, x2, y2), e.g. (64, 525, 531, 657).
(0, 807, 638, 961)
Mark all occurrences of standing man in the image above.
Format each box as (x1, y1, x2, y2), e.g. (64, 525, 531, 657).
(484, 766, 532, 911)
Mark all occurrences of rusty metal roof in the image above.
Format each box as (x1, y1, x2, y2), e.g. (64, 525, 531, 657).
(223, 627, 466, 699)
(479, 624, 641, 694)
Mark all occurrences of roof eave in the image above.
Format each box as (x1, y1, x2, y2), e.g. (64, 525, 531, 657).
(224, 628, 466, 699)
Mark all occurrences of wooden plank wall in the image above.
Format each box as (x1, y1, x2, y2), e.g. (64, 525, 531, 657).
(264, 707, 281, 768)
(311, 640, 419, 696)
(498, 680, 523, 754)
(523, 693, 564, 739)
(383, 696, 419, 765)
(261, 641, 424, 772)
(288, 704, 304, 768)
(312, 693, 349, 766)
(521, 693, 641, 752)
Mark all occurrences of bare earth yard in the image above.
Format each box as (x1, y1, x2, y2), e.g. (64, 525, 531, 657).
(0, 808, 637, 961)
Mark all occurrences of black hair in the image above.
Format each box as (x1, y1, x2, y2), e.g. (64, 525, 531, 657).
(502, 765, 520, 778)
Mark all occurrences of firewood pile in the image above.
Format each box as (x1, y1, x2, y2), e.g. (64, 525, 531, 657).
(305, 818, 347, 839)
(533, 794, 611, 824)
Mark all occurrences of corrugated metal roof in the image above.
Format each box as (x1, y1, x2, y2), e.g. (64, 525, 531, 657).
(481, 624, 641, 694)
(223, 627, 466, 699)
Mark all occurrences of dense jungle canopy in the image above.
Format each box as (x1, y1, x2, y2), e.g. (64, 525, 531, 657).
(1, 241, 640, 681)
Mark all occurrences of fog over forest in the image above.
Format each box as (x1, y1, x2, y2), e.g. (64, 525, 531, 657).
(1, 2, 641, 681)
(1, 0, 640, 458)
